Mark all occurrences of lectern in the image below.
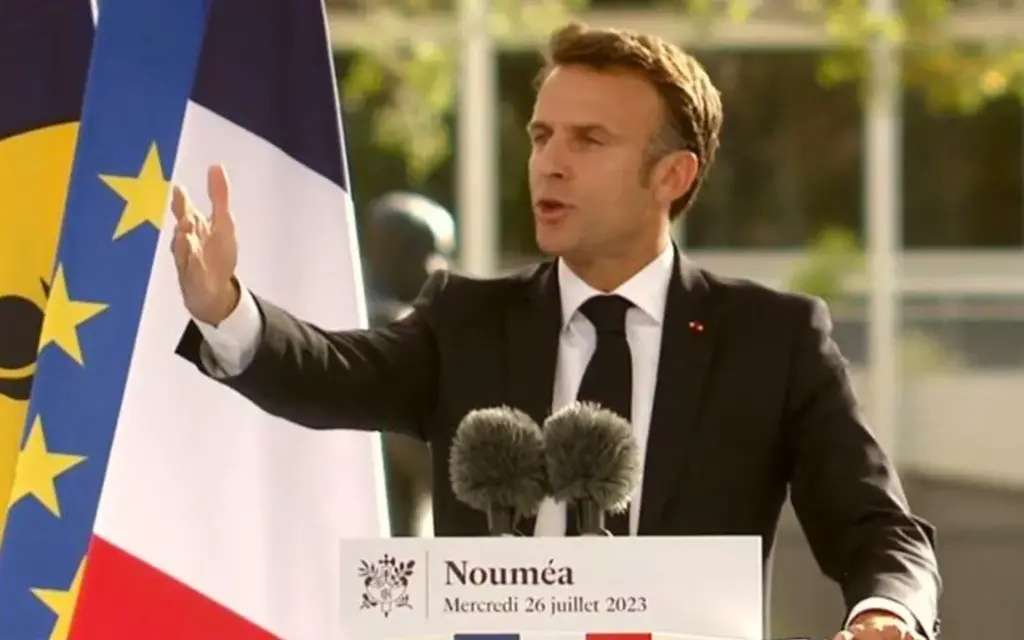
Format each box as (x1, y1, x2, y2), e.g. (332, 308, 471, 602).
(338, 536, 763, 639)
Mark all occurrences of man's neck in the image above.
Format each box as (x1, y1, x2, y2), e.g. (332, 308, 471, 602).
(562, 232, 671, 292)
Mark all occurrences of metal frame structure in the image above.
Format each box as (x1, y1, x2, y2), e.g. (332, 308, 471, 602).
(327, 5, 1024, 467)
(327, 8, 1024, 48)
(863, 0, 902, 455)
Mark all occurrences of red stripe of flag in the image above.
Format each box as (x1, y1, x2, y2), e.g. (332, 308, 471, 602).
(69, 536, 279, 640)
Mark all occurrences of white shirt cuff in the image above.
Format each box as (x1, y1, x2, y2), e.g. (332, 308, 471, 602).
(193, 284, 262, 377)
(846, 596, 916, 631)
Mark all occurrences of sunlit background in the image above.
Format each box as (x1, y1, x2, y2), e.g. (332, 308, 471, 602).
(326, 0, 1023, 637)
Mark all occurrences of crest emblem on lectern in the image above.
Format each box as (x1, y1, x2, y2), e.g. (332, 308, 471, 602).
(358, 554, 415, 617)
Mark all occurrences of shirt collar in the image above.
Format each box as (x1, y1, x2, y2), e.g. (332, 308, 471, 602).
(557, 243, 675, 329)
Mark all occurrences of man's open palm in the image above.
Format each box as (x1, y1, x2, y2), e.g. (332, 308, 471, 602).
(170, 164, 239, 325)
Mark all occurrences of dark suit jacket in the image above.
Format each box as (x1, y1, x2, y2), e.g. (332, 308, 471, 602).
(175, 250, 941, 638)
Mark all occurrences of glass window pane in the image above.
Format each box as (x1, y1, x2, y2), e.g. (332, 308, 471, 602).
(902, 93, 1023, 248)
(683, 50, 864, 249)
(805, 293, 1024, 370)
(901, 293, 1024, 369)
(497, 49, 543, 258)
(333, 52, 458, 241)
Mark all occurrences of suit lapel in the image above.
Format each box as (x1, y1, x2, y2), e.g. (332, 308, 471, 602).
(504, 263, 561, 535)
(638, 250, 722, 533)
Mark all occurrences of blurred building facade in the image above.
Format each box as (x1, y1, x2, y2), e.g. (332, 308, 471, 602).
(327, 1, 1024, 636)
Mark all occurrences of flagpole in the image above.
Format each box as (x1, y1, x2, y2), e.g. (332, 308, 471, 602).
(456, 0, 499, 277)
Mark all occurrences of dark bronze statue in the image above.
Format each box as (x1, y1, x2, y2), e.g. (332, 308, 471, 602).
(363, 191, 455, 537)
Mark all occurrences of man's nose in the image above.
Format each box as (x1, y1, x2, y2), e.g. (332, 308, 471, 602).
(533, 139, 570, 179)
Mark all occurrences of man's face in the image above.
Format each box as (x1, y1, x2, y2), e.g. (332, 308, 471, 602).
(527, 65, 668, 261)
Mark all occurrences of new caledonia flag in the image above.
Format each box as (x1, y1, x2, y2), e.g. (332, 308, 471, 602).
(0, 0, 388, 638)
(0, 0, 94, 544)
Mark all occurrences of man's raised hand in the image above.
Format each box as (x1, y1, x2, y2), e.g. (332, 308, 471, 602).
(170, 164, 240, 326)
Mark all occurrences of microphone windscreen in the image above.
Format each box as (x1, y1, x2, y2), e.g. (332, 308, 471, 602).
(448, 406, 547, 517)
(543, 401, 641, 514)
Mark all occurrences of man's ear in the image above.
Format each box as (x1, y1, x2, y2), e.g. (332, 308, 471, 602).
(656, 150, 699, 205)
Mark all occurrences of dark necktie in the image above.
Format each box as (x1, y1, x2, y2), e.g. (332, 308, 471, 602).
(568, 294, 634, 536)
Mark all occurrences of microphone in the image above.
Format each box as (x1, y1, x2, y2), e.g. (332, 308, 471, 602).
(448, 406, 548, 536)
(542, 401, 641, 536)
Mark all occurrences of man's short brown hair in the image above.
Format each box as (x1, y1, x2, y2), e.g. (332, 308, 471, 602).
(537, 23, 723, 220)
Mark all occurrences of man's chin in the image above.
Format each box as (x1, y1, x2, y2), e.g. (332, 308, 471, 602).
(535, 233, 571, 258)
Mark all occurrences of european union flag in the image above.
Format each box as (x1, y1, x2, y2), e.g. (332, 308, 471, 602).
(0, 0, 210, 637)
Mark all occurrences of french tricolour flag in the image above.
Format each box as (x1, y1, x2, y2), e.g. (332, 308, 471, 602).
(82, 0, 391, 637)
(0, 0, 388, 638)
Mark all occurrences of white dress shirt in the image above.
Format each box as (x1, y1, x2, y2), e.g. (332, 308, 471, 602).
(191, 244, 913, 630)
(533, 243, 674, 537)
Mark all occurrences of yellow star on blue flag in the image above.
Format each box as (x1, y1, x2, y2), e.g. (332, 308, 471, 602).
(0, 0, 211, 637)
(29, 557, 86, 640)
(36, 264, 108, 366)
(101, 141, 171, 240)
(7, 416, 87, 518)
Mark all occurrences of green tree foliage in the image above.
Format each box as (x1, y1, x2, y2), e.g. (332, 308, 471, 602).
(341, 0, 588, 183)
(788, 227, 961, 374)
(786, 227, 863, 305)
(817, 0, 1024, 113)
(340, 0, 1022, 176)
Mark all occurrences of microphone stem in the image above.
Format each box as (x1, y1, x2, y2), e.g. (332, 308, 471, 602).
(578, 501, 611, 536)
(487, 506, 516, 536)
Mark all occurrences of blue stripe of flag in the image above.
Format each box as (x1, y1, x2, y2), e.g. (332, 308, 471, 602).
(191, 0, 349, 190)
(0, 0, 210, 635)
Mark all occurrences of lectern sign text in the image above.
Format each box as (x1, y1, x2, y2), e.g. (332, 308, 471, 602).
(338, 536, 762, 640)
(440, 558, 646, 617)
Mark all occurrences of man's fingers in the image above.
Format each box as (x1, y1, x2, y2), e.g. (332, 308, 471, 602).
(171, 228, 191, 272)
(207, 164, 234, 232)
(171, 185, 184, 221)
(835, 627, 908, 640)
(172, 186, 197, 231)
(170, 188, 205, 273)
(178, 187, 214, 243)
(170, 186, 193, 273)
(875, 626, 905, 640)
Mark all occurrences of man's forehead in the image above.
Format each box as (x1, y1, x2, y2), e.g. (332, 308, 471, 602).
(532, 65, 661, 129)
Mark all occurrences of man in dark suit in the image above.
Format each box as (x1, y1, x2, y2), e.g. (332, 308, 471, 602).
(169, 23, 940, 640)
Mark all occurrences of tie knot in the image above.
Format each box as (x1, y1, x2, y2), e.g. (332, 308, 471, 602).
(579, 294, 633, 335)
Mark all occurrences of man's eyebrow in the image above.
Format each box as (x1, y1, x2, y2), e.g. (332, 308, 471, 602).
(526, 120, 549, 134)
(526, 121, 616, 137)
(572, 123, 615, 137)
